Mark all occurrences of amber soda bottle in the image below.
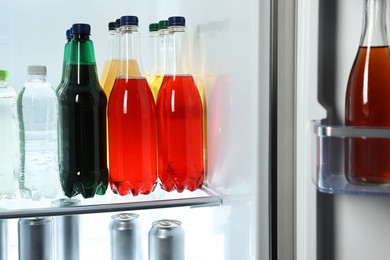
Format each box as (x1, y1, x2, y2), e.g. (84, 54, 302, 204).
(345, 0, 390, 184)
(156, 16, 204, 192)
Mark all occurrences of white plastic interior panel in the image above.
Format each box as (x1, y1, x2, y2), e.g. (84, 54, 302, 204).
(0, 0, 269, 259)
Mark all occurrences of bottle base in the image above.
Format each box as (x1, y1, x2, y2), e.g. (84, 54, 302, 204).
(346, 175, 390, 186)
(20, 189, 57, 201)
(110, 180, 157, 196)
(160, 178, 204, 193)
(0, 193, 16, 200)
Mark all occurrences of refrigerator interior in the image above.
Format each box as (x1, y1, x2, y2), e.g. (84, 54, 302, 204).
(297, 0, 390, 259)
(0, 0, 270, 259)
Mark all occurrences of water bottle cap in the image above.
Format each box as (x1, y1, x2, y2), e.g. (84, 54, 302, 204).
(168, 16, 186, 27)
(28, 65, 47, 76)
(158, 20, 168, 30)
(72, 23, 91, 35)
(108, 21, 117, 30)
(149, 23, 159, 32)
(66, 29, 72, 40)
(0, 70, 8, 80)
(120, 16, 139, 26)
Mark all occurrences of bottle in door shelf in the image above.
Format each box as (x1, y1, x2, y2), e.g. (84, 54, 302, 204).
(18, 65, 61, 200)
(0, 70, 18, 199)
(108, 16, 157, 196)
(345, 0, 390, 184)
(58, 23, 108, 198)
(156, 16, 204, 192)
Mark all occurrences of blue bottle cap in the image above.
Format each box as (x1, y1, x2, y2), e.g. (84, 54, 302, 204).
(168, 16, 185, 27)
(66, 29, 72, 40)
(72, 23, 91, 35)
(120, 16, 139, 26)
(108, 21, 117, 30)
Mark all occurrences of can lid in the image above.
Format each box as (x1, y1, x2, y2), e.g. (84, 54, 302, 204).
(19, 217, 53, 226)
(28, 65, 47, 75)
(152, 219, 182, 229)
(158, 20, 168, 30)
(72, 23, 91, 35)
(120, 16, 139, 27)
(0, 70, 8, 80)
(168, 16, 186, 27)
(111, 213, 139, 222)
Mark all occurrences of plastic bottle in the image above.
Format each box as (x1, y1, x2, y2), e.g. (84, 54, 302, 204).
(56, 28, 72, 93)
(100, 20, 119, 94)
(18, 65, 60, 200)
(345, 0, 390, 184)
(145, 22, 160, 101)
(146, 20, 169, 102)
(108, 15, 157, 196)
(0, 70, 18, 199)
(156, 16, 204, 192)
(101, 19, 121, 99)
(58, 23, 108, 198)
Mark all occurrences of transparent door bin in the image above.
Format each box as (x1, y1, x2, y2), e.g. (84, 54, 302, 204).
(0, 185, 221, 219)
(312, 120, 390, 195)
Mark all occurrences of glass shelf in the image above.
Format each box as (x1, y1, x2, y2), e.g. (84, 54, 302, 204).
(312, 120, 390, 196)
(0, 185, 222, 219)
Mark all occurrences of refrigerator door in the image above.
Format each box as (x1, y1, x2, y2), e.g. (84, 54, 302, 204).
(297, 0, 390, 260)
(0, 0, 270, 259)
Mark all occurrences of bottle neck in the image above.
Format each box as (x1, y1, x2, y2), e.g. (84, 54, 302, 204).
(360, 0, 388, 47)
(106, 30, 118, 61)
(60, 42, 70, 82)
(68, 35, 97, 65)
(27, 74, 47, 83)
(149, 31, 159, 74)
(0, 79, 8, 88)
(118, 25, 143, 78)
(158, 29, 169, 75)
(165, 26, 191, 75)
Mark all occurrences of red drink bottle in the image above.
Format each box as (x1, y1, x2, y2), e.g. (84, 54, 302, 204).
(345, 0, 390, 184)
(108, 16, 157, 196)
(156, 16, 204, 192)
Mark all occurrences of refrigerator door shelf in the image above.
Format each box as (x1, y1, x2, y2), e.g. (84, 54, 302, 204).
(0, 185, 221, 219)
(311, 120, 390, 196)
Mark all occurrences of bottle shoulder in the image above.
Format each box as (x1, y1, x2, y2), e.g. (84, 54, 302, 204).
(0, 86, 16, 98)
(20, 83, 56, 98)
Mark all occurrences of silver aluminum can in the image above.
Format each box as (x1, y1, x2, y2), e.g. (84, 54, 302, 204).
(110, 212, 142, 260)
(0, 219, 7, 260)
(148, 219, 185, 260)
(18, 217, 53, 260)
(51, 198, 81, 260)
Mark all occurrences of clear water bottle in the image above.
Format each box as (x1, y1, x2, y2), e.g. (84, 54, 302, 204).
(0, 70, 18, 199)
(18, 65, 60, 200)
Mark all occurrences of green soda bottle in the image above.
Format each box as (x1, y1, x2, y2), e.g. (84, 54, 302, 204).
(58, 23, 108, 198)
(56, 28, 72, 93)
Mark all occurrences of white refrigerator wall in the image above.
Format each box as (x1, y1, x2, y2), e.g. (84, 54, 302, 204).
(0, 0, 269, 259)
(297, 0, 390, 260)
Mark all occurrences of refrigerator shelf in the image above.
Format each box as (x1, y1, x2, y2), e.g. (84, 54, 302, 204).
(312, 120, 390, 196)
(0, 185, 222, 219)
